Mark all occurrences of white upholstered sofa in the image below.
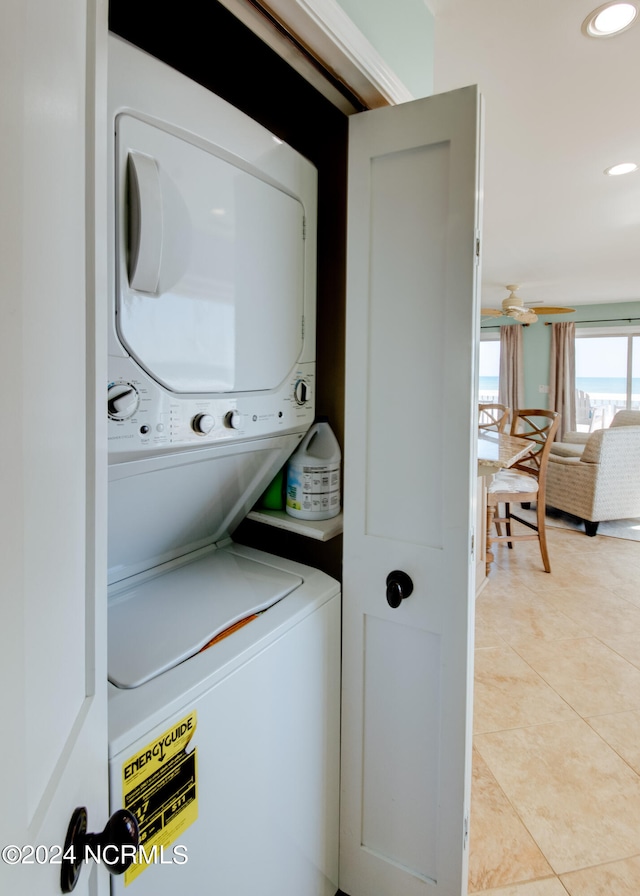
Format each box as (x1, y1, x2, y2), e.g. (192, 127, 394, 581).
(545, 410, 640, 535)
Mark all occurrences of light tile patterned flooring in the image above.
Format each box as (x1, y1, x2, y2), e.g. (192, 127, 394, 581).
(470, 523, 640, 895)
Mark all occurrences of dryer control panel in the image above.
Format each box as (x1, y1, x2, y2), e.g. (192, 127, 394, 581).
(108, 356, 315, 462)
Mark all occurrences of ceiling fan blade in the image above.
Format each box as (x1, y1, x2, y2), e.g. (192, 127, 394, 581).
(531, 306, 576, 314)
(480, 308, 503, 317)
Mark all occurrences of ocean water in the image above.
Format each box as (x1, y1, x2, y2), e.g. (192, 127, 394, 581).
(575, 377, 639, 396)
(479, 376, 640, 396)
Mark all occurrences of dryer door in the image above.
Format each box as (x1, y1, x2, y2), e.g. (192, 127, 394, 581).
(114, 114, 305, 394)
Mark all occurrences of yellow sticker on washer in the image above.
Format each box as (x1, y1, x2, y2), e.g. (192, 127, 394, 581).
(122, 711, 197, 885)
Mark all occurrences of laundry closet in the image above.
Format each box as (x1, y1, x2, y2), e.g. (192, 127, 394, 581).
(104, 12, 345, 894)
(105, 4, 480, 896)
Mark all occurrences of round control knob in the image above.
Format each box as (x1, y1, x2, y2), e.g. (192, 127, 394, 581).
(294, 379, 309, 406)
(224, 410, 241, 430)
(293, 380, 309, 406)
(192, 413, 215, 435)
(107, 383, 139, 420)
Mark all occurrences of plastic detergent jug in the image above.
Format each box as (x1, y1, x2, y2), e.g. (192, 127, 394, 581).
(286, 418, 341, 520)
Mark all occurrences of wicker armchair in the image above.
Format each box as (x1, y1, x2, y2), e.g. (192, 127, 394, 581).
(550, 409, 640, 458)
(546, 419, 640, 535)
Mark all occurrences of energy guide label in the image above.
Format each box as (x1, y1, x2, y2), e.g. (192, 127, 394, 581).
(122, 711, 198, 885)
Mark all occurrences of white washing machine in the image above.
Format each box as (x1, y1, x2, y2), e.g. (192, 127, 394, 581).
(106, 36, 340, 895)
(107, 540, 341, 896)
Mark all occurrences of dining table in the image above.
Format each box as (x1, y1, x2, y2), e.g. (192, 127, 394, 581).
(477, 432, 533, 580)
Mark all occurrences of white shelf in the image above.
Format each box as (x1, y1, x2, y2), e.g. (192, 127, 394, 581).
(246, 509, 343, 541)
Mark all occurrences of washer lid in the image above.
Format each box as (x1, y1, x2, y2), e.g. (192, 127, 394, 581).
(108, 550, 302, 689)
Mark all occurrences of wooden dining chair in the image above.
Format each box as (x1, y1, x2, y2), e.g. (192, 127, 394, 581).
(486, 409, 560, 573)
(479, 403, 510, 433)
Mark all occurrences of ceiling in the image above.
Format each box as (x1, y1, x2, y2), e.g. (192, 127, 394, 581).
(427, 0, 640, 309)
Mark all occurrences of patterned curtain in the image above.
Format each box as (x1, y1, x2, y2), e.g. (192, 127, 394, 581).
(549, 321, 576, 440)
(498, 324, 524, 420)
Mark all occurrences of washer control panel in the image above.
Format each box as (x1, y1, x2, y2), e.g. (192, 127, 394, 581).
(108, 357, 315, 460)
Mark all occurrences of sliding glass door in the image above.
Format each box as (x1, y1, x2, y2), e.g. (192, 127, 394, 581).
(575, 328, 640, 429)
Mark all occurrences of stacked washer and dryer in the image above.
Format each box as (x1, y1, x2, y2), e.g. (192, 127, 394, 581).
(106, 35, 340, 896)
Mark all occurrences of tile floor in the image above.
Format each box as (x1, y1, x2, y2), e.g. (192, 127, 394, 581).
(470, 522, 640, 895)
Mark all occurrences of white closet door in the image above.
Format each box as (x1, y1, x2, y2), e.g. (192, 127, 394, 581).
(340, 85, 482, 896)
(0, 2, 110, 894)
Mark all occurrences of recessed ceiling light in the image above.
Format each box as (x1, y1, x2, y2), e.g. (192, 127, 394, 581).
(604, 162, 639, 175)
(582, 2, 638, 37)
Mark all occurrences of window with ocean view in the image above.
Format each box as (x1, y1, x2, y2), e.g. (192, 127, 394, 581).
(576, 328, 640, 429)
(633, 335, 640, 408)
(479, 334, 500, 401)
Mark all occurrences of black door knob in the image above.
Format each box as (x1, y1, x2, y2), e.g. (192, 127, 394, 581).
(386, 570, 414, 608)
(60, 806, 139, 893)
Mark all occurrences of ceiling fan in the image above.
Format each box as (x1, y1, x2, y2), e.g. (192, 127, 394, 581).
(481, 285, 575, 324)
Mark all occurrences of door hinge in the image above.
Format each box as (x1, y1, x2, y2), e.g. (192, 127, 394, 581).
(303, 216, 306, 240)
(475, 236, 480, 262)
(464, 814, 469, 850)
(470, 530, 475, 561)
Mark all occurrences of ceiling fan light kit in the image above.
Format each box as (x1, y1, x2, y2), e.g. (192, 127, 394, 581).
(481, 285, 575, 323)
